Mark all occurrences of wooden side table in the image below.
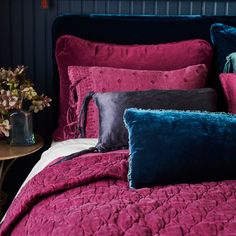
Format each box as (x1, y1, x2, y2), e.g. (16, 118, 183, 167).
(0, 134, 44, 217)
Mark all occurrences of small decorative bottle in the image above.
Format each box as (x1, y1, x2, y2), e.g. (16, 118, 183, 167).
(8, 109, 35, 146)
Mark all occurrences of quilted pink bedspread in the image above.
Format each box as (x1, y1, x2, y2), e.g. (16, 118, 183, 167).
(1, 151, 236, 236)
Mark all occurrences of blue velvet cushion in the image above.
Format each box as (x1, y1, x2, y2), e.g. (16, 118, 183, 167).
(124, 109, 236, 189)
(211, 23, 236, 73)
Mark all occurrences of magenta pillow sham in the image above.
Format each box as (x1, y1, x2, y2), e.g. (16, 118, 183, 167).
(67, 64, 209, 138)
(220, 73, 236, 113)
(53, 35, 213, 140)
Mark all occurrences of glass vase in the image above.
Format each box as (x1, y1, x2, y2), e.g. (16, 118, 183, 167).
(8, 109, 35, 146)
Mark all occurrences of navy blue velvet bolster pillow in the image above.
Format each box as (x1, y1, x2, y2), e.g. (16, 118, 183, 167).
(124, 109, 236, 189)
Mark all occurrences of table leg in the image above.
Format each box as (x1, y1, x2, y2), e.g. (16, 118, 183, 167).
(0, 159, 17, 192)
(0, 159, 17, 219)
(0, 161, 4, 187)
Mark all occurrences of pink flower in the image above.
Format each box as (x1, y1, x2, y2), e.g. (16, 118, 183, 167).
(0, 119, 10, 137)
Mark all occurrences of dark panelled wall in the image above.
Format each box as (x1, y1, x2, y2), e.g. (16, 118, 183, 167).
(0, 0, 236, 141)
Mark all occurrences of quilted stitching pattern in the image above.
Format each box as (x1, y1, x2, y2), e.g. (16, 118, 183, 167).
(1, 151, 236, 236)
(68, 64, 208, 138)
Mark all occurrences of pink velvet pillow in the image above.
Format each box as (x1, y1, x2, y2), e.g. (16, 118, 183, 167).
(53, 35, 213, 140)
(66, 64, 209, 138)
(220, 73, 236, 113)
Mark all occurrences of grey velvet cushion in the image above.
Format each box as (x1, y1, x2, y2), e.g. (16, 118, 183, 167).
(93, 88, 217, 152)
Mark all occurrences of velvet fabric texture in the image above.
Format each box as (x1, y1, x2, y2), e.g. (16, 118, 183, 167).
(51, 15, 236, 140)
(93, 88, 217, 152)
(211, 23, 236, 73)
(52, 15, 236, 47)
(68, 64, 209, 139)
(220, 73, 236, 113)
(124, 109, 236, 189)
(4, 150, 236, 235)
(53, 36, 212, 141)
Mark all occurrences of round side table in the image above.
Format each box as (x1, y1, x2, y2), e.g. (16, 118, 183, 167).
(0, 134, 44, 218)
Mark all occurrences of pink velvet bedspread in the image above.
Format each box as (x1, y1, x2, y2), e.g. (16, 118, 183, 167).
(1, 151, 236, 236)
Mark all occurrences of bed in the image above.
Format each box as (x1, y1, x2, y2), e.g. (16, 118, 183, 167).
(1, 14, 236, 235)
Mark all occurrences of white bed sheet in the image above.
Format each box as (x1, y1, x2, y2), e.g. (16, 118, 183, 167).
(18, 138, 98, 196)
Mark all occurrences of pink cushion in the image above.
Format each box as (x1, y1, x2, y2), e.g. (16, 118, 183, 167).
(67, 64, 209, 138)
(220, 73, 236, 113)
(53, 35, 213, 140)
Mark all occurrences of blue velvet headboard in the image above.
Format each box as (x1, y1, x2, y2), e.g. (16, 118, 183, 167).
(51, 14, 236, 133)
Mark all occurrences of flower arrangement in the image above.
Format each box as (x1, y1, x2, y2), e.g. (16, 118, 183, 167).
(0, 65, 51, 137)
